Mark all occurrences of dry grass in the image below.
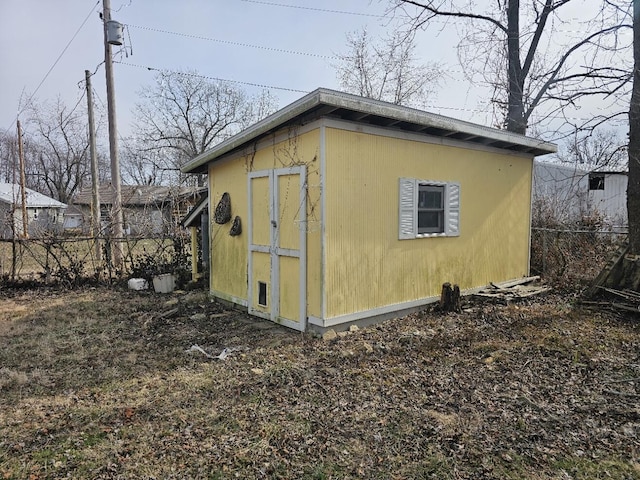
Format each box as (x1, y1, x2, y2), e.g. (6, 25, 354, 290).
(1, 288, 640, 479)
(0, 237, 184, 282)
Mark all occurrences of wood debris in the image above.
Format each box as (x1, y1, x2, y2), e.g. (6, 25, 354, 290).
(581, 286, 640, 314)
(474, 276, 551, 302)
(584, 241, 629, 298)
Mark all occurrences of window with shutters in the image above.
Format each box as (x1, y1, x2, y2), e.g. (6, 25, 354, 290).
(399, 178, 460, 239)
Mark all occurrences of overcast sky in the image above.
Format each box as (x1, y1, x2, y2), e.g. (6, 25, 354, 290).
(0, 0, 629, 149)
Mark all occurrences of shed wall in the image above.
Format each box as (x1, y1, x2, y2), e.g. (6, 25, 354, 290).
(324, 127, 533, 319)
(207, 128, 322, 317)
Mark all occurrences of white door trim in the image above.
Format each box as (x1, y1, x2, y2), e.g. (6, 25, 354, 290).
(248, 167, 307, 331)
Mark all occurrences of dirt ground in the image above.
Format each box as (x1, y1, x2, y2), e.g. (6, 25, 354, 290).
(1, 286, 639, 479)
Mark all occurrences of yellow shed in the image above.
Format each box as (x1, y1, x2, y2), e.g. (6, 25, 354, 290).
(181, 89, 556, 332)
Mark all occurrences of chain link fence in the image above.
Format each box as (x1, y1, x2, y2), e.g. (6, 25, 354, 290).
(530, 227, 626, 288)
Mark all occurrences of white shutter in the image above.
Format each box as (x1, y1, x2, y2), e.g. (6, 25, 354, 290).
(446, 182, 460, 237)
(399, 178, 416, 240)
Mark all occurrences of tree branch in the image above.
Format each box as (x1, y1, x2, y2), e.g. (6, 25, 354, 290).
(397, 0, 507, 33)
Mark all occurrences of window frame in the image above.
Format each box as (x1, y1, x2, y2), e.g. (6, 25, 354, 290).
(589, 173, 605, 191)
(399, 178, 460, 240)
(417, 183, 445, 234)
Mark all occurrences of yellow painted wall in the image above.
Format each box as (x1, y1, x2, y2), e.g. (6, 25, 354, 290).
(324, 127, 533, 319)
(208, 158, 248, 303)
(208, 128, 322, 318)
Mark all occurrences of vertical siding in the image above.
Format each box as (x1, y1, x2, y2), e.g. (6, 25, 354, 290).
(324, 127, 533, 319)
(208, 128, 322, 318)
(209, 160, 249, 302)
(588, 174, 628, 226)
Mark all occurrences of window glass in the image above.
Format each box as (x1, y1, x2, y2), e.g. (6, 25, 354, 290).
(418, 184, 444, 233)
(418, 189, 443, 209)
(589, 174, 605, 190)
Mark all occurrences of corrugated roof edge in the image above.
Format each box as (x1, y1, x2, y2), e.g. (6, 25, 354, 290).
(181, 88, 557, 174)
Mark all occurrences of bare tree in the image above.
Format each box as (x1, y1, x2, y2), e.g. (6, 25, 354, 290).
(23, 96, 96, 204)
(131, 70, 278, 185)
(391, 1, 632, 134)
(0, 130, 19, 184)
(334, 28, 441, 106)
(561, 130, 627, 171)
(120, 137, 169, 186)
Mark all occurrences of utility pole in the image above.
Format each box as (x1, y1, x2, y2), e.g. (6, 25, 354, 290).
(85, 70, 101, 262)
(16, 120, 28, 238)
(103, 0, 124, 268)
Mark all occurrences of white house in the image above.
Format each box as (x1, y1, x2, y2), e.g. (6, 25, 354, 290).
(0, 183, 67, 238)
(533, 161, 627, 227)
(533, 161, 589, 221)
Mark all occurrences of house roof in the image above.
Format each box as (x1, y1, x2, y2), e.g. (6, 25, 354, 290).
(63, 204, 84, 217)
(74, 184, 206, 206)
(182, 88, 558, 174)
(0, 183, 67, 208)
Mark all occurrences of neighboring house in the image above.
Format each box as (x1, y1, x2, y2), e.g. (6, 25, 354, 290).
(0, 183, 66, 239)
(182, 88, 556, 333)
(533, 161, 589, 222)
(62, 204, 84, 231)
(72, 184, 205, 236)
(533, 161, 628, 228)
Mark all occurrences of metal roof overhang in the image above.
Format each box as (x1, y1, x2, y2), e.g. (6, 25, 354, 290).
(181, 192, 208, 228)
(181, 88, 557, 174)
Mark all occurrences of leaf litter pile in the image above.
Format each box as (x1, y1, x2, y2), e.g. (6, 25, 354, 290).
(1, 287, 639, 479)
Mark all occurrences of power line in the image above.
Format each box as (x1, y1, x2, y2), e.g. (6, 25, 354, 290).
(61, 90, 89, 127)
(113, 61, 604, 128)
(239, 0, 387, 18)
(17, 1, 100, 121)
(124, 24, 474, 79)
(127, 24, 336, 60)
(1, 0, 100, 139)
(114, 61, 310, 94)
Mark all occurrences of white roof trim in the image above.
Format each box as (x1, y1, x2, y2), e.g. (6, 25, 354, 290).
(182, 88, 557, 174)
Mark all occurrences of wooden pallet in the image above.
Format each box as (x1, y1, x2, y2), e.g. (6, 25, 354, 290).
(584, 241, 630, 298)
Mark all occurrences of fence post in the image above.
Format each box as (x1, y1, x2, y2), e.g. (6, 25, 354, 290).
(11, 237, 16, 281)
(542, 229, 547, 276)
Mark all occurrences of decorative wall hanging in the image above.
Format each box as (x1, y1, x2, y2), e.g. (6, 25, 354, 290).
(214, 192, 232, 224)
(229, 216, 242, 236)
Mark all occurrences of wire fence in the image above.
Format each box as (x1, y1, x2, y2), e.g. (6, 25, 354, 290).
(0, 232, 194, 288)
(0, 225, 625, 290)
(530, 227, 627, 288)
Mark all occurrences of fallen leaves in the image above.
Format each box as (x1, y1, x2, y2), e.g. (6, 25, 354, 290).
(0, 288, 639, 478)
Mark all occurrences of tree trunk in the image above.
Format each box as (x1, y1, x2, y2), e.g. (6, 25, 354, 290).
(603, 0, 640, 292)
(440, 282, 461, 312)
(505, 0, 526, 134)
(628, 0, 640, 256)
